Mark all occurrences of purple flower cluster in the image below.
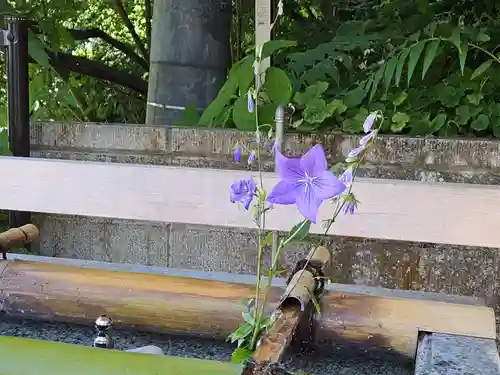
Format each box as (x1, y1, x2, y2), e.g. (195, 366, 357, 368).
(346, 113, 377, 163)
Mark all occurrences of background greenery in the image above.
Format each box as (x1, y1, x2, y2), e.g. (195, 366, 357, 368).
(1, 0, 500, 139)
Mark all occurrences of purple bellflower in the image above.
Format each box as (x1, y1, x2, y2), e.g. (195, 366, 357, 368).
(363, 112, 377, 133)
(267, 144, 347, 223)
(234, 144, 241, 162)
(230, 178, 257, 210)
(248, 150, 256, 165)
(247, 92, 254, 113)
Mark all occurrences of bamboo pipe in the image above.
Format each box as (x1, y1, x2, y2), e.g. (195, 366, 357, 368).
(0, 224, 38, 258)
(0, 335, 241, 375)
(252, 246, 332, 369)
(0, 259, 494, 358)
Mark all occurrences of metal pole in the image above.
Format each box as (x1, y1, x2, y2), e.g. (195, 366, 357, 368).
(4, 15, 31, 235)
(271, 105, 285, 262)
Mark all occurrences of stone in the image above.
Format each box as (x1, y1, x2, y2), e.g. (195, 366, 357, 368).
(415, 333, 500, 375)
(125, 345, 165, 356)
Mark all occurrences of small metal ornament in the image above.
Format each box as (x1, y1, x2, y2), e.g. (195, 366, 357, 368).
(93, 315, 114, 349)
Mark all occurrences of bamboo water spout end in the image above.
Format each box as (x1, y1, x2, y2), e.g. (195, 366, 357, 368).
(0, 224, 39, 259)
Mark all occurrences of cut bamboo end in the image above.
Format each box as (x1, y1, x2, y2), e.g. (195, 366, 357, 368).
(0, 224, 39, 250)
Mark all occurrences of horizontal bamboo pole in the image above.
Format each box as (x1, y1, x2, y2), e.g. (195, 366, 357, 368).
(0, 224, 38, 250)
(0, 259, 495, 358)
(0, 335, 241, 375)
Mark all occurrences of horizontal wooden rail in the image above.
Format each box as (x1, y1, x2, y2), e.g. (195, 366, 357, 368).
(0, 156, 499, 247)
(0, 258, 495, 358)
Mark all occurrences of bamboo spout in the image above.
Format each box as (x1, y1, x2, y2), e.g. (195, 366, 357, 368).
(248, 247, 333, 374)
(0, 224, 39, 259)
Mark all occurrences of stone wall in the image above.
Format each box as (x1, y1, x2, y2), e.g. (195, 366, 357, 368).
(30, 122, 500, 321)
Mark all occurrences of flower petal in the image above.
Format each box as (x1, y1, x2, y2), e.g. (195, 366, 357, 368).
(295, 186, 322, 223)
(313, 171, 347, 200)
(267, 180, 302, 205)
(275, 151, 304, 181)
(363, 113, 377, 133)
(300, 144, 328, 178)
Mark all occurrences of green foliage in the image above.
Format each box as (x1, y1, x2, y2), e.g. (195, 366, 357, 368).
(195, 0, 500, 139)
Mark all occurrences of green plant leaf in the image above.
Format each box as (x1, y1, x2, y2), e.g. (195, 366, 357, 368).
(294, 82, 329, 107)
(471, 60, 493, 80)
(467, 92, 483, 106)
(344, 85, 366, 108)
(369, 65, 385, 101)
(421, 40, 440, 79)
(430, 113, 447, 132)
(407, 40, 427, 86)
(471, 114, 490, 131)
(263, 67, 293, 105)
(383, 55, 398, 92)
(179, 104, 200, 126)
(449, 28, 468, 74)
(438, 86, 460, 107)
(231, 347, 253, 363)
(28, 31, 50, 67)
(261, 40, 297, 60)
(391, 112, 410, 132)
(232, 96, 256, 131)
(455, 105, 472, 125)
(287, 220, 311, 242)
(392, 91, 408, 107)
(395, 48, 412, 87)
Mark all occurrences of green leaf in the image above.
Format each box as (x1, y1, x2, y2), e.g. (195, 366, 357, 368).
(383, 56, 398, 92)
(455, 105, 472, 125)
(342, 108, 369, 133)
(263, 67, 293, 105)
(287, 220, 311, 242)
(448, 28, 468, 74)
(229, 323, 253, 343)
(344, 85, 366, 108)
(198, 56, 252, 126)
(369, 65, 385, 101)
(28, 31, 50, 67)
(438, 86, 461, 107)
(231, 347, 253, 363)
(421, 40, 440, 79)
(232, 96, 256, 131)
(261, 40, 297, 60)
(391, 112, 410, 132)
(395, 48, 412, 87)
(179, 104, 200, 126)
(392, 91, 408, 107)
(430, 113, 447, 132)
(407, 40, 427, 86)
(467, 92, 483, 106)
(294, 82, 329, 107)
(471, 60, 493, 80)
(471, 114, 490, 131)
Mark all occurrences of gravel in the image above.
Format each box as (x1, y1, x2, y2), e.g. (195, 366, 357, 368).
(0, 315, 413, 375)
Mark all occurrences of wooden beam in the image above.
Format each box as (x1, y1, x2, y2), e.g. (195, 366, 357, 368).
(0, 156, 499, 248)
(0, 259, 495, 358)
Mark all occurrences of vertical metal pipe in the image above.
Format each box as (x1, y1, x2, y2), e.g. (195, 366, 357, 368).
(271, 105, 285, 262)
(5, 16, 31, 233)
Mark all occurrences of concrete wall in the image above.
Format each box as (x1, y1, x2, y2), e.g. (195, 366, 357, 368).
(29, 122, 500, 324)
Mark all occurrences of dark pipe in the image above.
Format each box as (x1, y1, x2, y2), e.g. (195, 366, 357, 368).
(4, 16, 31, 251)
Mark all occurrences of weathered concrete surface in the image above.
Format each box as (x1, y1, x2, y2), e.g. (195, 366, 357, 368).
(29, 122, 500, 341)
(415, 333, 500, 375)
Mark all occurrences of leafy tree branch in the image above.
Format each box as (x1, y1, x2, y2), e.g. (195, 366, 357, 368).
(111, 0, 149, 61)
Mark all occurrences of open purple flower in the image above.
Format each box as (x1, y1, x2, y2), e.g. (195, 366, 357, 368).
(267, 144, 346, 223)
(230, 178, 257, 210)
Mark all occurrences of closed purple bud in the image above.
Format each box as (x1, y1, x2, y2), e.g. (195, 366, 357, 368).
(347, 146, 364, 159)
(247, 93, 254, 113)
(359, 131, 374, 146)
(234, 145, 241, 162)
(248, 150, 256, 164)
(363, 113, 377, 133)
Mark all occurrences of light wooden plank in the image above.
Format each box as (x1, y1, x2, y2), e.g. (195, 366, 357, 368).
(1, 156, 500, 248)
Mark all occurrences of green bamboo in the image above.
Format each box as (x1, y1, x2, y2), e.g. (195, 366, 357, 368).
(0, 335, 242, 375)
